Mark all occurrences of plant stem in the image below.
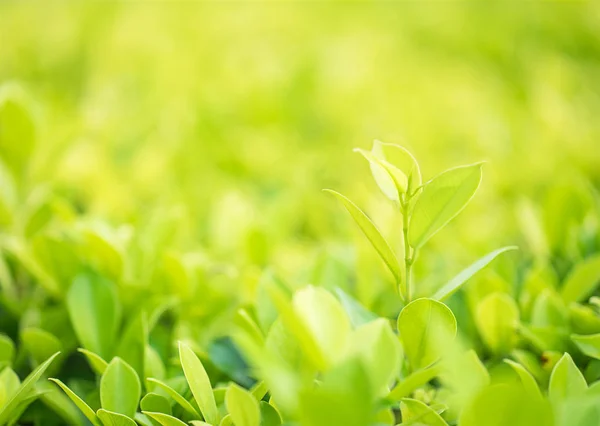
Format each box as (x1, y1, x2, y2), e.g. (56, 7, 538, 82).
(401, 196, 413, 303)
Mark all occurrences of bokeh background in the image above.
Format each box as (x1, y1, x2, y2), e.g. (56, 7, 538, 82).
(1, 2, 599, 316)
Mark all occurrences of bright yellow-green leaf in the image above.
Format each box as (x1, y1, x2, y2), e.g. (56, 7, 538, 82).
(179, 342, 218, 425)
(409, 163, 483, 249)
(0, 334, 14, 368)
(259, 401, 282, 426)
(100, 357, 141, 418)
(143, 411, 188, 426)
(503, 360, 542, 398)
(97, 409, 137, 426)
(225, 383, 260, 426)
(349, 318, 402, 395)
(398, 298, 457, 371)
(560, 254, 600, 303)
(400, 398, 448, 426)
(49, 378, 102, 426)
(141, 393, 171, 415)
(0, 352, 59, 424)
(324, 189, 402, 285)
(146, 378, 200, 418)
(572, 334, 600, 359)
(475, 293, 519, 355)
(354, 143, 408, 201)
(388, 364, 442, 401)
(0, 83, 36, 177)
(292, 286, 351, 369)
(432, 246, 518, 301)
(78, 348, 109, 375)
(549, 353, 587, 403)
(460, 384, 553, 426)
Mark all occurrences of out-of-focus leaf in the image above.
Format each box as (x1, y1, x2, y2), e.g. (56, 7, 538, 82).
(475, 293, 519, 355)
(397, 298, 457, 370)
(409, 163, 483, 249)
(324, 189, 402, 285)
(348, 318, 402, 395)
(225, 383, 260, 426)
(21, 328, 62, 367)
(117, 311, 148, 380)
(292, 286, 351, 370)
(572, 334, 600, 360)
(179, 342, 218, 425)
(432, 246, 517, 301)
(67, 273, 120, 360)
(100, 357, 141, 418)
(335, 288, 378, 327)
(300, 357, 373, 426)
(560, 254, 600, 304)
(504, 360, 542, 398)
(0, 83, 36, 177)
(460, 384, 553, 426)
(0, 334, 14, 368)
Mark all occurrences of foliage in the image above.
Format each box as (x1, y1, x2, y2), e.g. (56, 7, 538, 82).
(2, 4, 600, 425)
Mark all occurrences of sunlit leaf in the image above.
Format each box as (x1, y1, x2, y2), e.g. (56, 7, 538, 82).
(410, 163, 483, 249)
(225, 383, 260, 426)
(100, 357, 141, 418)
(179, 342, 218, 425)
(324, 189, 402, 285)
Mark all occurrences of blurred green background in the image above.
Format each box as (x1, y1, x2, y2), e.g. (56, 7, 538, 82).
(1, 2, 599, 313)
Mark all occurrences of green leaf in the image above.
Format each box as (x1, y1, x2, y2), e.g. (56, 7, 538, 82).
(397, 298, 457, 371)
(259, 401, 282, 426)
(0, 83, 36, 177)
(354, 143, 408, 201)
(375, 141, 422, 191)
(292, 286, 351, 369)
(143, 412, 188, 426)
(531, 290, 569, 328)
(48, 378, 102, 426)
(560, 254, 600, 303)
(146, 378, 200, 418)
(97, 409, 137, 426)
(78, 348, 109, 375)
(100, 357, 141, 418)
(503, 360, 541, 398)
(300, 357, 373, 426)
(179, 341, 218, 425)
(39, 380, 87, 426)
(409, 163, 483, 249)
(432, 246, 518, 301)
(460, 384, 553, 426)
(117, 311, 148, 380)
(324, 189, 402, 284)
(348, 318, 402, 395)
(572, 334, 600, 359)
(549, 353, 587, 403)
(0, 351, 59, 425)
(335, 288, 378, 327)
(400, 398, 448, 426)
(67, 273, 120, 360)
(225, 383, 260, 426)
(475, 293, 519, 355)
(141, 393, 172, 415)
(0, 334, 14, 368)
(388, 364, 442, 401)
(21, 328, 62, 367)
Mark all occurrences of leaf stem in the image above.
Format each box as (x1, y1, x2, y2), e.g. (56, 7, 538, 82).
(401, 196, 414, 303)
